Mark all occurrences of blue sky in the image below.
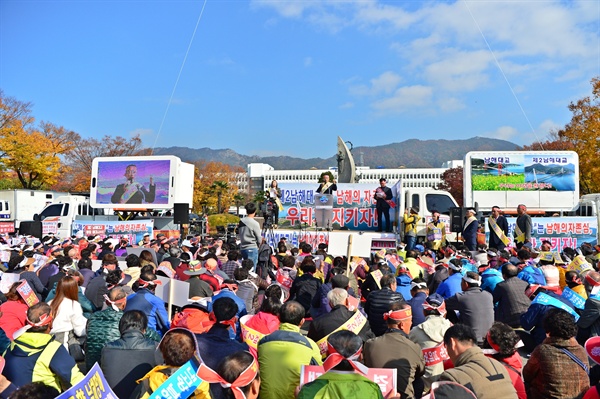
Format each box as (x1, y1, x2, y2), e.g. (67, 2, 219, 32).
(1, 0, 598, 159)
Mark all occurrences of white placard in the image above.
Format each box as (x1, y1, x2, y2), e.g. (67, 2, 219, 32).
(155, 275, 190, 308)
(328, 232, 373, 257)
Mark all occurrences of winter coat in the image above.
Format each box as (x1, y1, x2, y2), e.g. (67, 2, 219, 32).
(446, 287, 494, 344)
(577, 296, 600, 344)
(407, 291, 427, 327)
(486, 352, 526, 399)
(439, 346, 517, 399)
(130, 365, 210, 399)
(523, 336, 589, 399)
(3, 331, 85, 391)
(258, 322, 322, 399)
(409, 315, 452, 390)
(85, 307, 123, 372)
(48, 298, 87, 349)
(289, 273, 322, 317)
(297, 372, 384, 399)
(436, 272, 463, 299)
(481, 268, 503, 294)
(493, 276, 531, 328)
(307, 305, 375, 345)
(364, 287, 405, 336)
(364, 328, 426, 399)
(125, 288, 170, 336)
(101, 329, 160, 399)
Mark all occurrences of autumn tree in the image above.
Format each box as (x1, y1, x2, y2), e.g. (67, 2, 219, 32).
(555, 77, 600, 194)
(437, 166, 463, 206)
(54, 134, 150, 192)
(0, 91, 78, 189)
(193, 161, 244, 214)
(522, 131, 575, 152)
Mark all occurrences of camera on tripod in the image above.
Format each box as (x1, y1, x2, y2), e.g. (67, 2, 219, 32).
(262, 198, 275, 228)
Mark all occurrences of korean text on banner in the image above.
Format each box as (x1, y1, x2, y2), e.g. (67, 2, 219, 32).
(56, 363, 117, 399)
(300, 365, 397, 398)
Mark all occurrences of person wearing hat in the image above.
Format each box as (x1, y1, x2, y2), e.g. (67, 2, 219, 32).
(409, 293, 452, 391)
(461, 209, 478, 252)
(6, 255, 46, 301)
(435, 259, 463, 300)
(307, 288, 375, 346)
(184, 260, 214, 299)
(375, 178, 393, 233)
(403, 207, 419, 250)
(445, 272, 494, 345)
(364, 302, 425, 399)
(138, 233, 151, 247)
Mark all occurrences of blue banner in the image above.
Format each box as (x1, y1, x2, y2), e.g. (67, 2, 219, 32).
(148, 359, 202, 399)
(57, 363, 117, 399)
(485, 216, 597, 251)
(533, 292, 580, 321)
(562, 287, 586, 310)
(278, 183, 395, 231)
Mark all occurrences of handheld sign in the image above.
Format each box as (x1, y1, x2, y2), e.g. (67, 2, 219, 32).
(56, 363, 117, 399)
(300, 365, 397, 398)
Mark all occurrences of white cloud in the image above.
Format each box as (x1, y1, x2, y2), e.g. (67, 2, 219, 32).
(437, 97, 465, 112)
(304, 56, 313, 67)
(371, 85, 433, 115)
(349, 71, 402, 96)
(339, 102, 354, 109)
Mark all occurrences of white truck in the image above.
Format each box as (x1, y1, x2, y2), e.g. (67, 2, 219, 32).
(0, 189, 68, 234)
(392, 181, 459, 242)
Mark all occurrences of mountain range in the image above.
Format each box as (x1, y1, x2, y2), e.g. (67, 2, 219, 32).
(153, 136, 521, 169)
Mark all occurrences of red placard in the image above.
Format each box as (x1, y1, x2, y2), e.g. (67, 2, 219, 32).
(17, 280, 39, 307)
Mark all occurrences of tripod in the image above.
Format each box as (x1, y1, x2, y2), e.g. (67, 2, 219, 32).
(262, 214, 276, 247)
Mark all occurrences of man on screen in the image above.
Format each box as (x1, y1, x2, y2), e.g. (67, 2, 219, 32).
(111, 164, 156, 204)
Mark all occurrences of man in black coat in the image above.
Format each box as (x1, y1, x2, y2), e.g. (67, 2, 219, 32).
(488, 205, 509, 251)
(101, 310, 160, 399)
(375, 178, 393, 232)
(308, 288, 375, 345)
(364, 274, 405, 336)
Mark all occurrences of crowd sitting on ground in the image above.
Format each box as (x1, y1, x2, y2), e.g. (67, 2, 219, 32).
(3, 208, 600, 398)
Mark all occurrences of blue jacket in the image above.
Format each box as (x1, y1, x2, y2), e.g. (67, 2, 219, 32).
(518, 264, 546, 286)
(395, 274, 413, 301)
(211, 289, 248, 340)
(436, 273, 463, 299)
(481, 268, 503, 294)
(520, 291, 574, 346)
(125, 288, 170, 336)
(196, 325, 249, 399)
(3, 332, 84, 391)
(407, 291, 427, 327)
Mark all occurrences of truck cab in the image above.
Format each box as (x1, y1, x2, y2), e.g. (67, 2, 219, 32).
(35, 195, 109, 238)
(397, 187, 458, 240)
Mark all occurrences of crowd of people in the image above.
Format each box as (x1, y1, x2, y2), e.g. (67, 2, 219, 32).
(1, 202, 600, 399)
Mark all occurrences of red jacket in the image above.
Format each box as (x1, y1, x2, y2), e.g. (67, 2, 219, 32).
(486, 352, 526, 399)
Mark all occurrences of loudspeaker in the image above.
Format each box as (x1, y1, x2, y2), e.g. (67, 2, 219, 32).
(173, 203, 190, 225)
(449, 207, 466, 233)
(19, 221, 42, 239)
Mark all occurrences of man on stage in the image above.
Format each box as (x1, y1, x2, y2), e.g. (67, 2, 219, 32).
(316, 173, 337, 194)
(375, 178, 393, 233)
(462, 209, 478, 251)
(488, 205, 509, 251)
(514, 204, 532, 249)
